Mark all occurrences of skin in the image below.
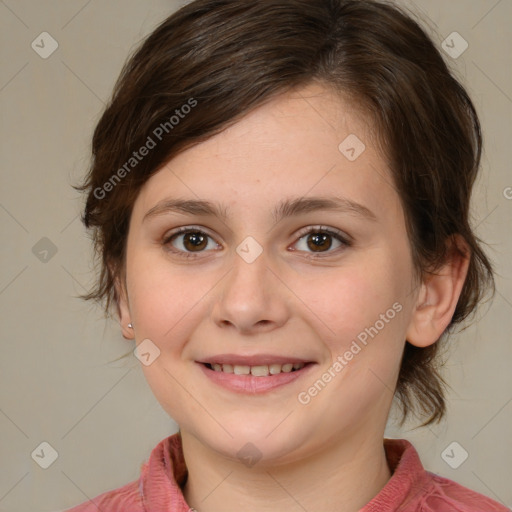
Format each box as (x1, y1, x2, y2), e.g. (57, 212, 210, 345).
(116, 81, 469, 512)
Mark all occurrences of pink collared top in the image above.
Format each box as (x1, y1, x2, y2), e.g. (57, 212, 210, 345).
(64, 433, 510, 512)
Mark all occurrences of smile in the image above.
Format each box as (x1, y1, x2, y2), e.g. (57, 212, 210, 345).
(204, 362, 305, 376)
(197, 360, 315, 394)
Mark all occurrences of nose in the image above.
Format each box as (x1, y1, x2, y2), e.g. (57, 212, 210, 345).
(212, 245, 290, 335)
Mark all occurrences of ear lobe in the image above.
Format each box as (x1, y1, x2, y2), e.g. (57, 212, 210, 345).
(113, 272, 134, 340)
(406, 235, 470, 348)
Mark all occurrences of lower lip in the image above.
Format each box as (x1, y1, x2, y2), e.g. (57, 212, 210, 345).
(197, 363, 315, 394)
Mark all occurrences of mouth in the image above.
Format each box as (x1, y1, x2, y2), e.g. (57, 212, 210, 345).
(202, 361, 308, 376)
(196, 356, 316, 394)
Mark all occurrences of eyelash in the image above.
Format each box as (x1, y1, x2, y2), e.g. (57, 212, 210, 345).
(162, 225, 352, 260)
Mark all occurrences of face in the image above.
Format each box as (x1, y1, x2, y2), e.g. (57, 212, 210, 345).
(118, 82, 421, 465)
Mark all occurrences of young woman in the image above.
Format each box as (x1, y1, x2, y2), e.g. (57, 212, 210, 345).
(65, 0, 509, 510)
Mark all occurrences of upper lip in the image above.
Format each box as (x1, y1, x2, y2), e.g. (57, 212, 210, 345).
(197, 354, 315, 366)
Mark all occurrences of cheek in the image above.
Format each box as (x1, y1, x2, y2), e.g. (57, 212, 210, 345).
(127, 248, 213, 341)
(298, 254, 407, 379)
(129, 261, 215, 420)
(306, 262, 399, 337)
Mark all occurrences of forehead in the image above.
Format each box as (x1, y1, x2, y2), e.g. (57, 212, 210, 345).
(133, 82, 401, 225)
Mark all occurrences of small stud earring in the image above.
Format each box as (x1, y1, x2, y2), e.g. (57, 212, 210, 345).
(128, 323, 133, 329)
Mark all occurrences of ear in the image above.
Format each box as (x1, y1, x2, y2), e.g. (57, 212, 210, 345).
(112, 269, 134, 340)
(406, 235, 470, 348)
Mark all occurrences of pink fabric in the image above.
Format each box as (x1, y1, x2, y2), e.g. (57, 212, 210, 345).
(64, 433, 510, 512)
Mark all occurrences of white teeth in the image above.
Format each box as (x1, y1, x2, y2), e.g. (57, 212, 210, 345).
(209, 362, 305, 376)
(222, 364, 234, 373)
(269, 364, 282, 375)
(233, 365, 250, 375)
(250, 365, 269, 377)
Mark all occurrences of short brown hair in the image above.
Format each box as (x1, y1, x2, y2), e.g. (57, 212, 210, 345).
(75, 0, 495, 427)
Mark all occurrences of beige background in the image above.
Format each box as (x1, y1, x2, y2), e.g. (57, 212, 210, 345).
(0, 1, 510, 511)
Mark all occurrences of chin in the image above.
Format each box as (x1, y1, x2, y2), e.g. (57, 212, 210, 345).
(193, 418, 315, 467)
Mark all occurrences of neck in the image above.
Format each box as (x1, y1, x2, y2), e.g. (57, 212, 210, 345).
(181, 431, 392, 512)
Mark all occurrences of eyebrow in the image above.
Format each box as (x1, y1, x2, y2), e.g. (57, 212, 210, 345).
(142, 195, 377, 225)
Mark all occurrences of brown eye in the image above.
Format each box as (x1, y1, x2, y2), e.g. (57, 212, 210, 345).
(181, 231, 208, 251)
(292, 226, 351, 257)
(163, 228, 219, 258)
(306, 232, 333, 252)
(163, 225, 351, 260)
